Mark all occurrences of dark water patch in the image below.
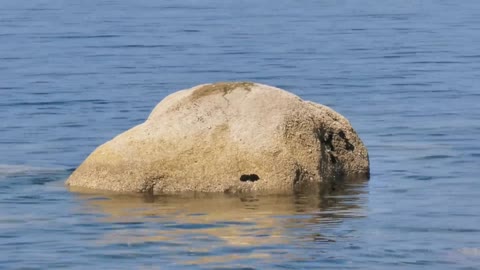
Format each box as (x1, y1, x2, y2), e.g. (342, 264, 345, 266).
(110, 221, 145, 226)
(24, 72, 99, 78)
(84, 53, 117, 58)
(391, 188, 409, 194)
(87, 197, 111, 202)
(180, 29, 201, 33)
(390, 82, 438, 87)
(60, 123, 87, 128)
(427, 133, 447, 137)
(414, 154, 453, 160)
(406, 175, 434, 181)
(165, 223, 227, 230)
(0, 86, 22, 90)
(409, 60, 464, 65)
(36, 34, 121, 39)
(86, 44, 173, 49)
(0, 99, 107, 107)
(30, 176, 61, 185)
(0, 57, 24, 60)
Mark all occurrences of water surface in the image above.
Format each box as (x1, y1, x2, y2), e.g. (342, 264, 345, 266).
(1, 0, 479, 269)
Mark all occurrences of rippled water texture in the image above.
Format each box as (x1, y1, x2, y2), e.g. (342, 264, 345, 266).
(1, 1, 479, 269)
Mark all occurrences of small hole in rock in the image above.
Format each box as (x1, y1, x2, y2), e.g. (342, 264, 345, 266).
(338, 130, 355, 151)
(346, 142, 355, 151)
(240, 174, 260, 182)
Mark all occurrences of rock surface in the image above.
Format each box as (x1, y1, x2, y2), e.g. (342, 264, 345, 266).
(66, 82, 369, 194)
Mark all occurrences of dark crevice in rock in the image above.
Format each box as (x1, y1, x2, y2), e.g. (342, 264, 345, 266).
(293, 166, 314, 193)
(345, 141, 355, 151)
(293, 168, 302, 185)
(141, 176, 163, 195)
(240, 174, 260, 182)
(338, 130, 355, 151)
(329, 152, 337, 164)
(315, 128, 347, 179)
(323, 132, 335, 151)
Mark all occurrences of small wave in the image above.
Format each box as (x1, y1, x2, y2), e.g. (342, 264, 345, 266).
(0, 164, 70, 178)
(414, 154, 453, 160)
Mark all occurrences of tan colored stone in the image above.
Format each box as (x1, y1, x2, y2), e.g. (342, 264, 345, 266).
(66, 82, 369, 194)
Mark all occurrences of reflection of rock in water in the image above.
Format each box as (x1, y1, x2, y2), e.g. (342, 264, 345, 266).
(72, 181, 367, 266)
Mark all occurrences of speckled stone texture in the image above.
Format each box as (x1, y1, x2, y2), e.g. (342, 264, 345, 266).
(66, 82, 369, 194)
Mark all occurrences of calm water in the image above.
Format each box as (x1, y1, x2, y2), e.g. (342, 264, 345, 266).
(1, 0, 480, 269)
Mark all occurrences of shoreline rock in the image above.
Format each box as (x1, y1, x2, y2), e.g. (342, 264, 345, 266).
(66, 82, 369, 194)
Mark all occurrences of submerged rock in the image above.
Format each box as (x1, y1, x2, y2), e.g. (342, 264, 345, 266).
(66, 82, 369, 194)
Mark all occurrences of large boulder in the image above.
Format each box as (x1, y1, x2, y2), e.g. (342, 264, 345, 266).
(66, 82, 369, 194)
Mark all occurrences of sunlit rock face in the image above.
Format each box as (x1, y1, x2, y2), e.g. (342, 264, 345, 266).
(66, 82, 369, 194)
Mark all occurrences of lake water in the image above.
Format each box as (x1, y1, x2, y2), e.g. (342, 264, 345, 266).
(1, 0, 479, 269)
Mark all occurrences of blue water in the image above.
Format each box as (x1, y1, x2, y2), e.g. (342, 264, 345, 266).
(1, 1, 480, 269)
